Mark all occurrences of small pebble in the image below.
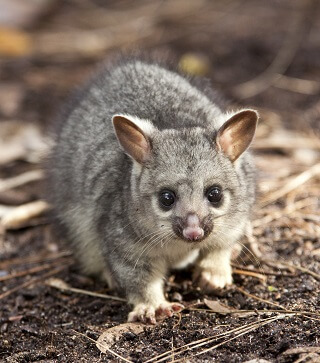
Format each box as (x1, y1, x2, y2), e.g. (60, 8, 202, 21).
(172, 292, 183, 302)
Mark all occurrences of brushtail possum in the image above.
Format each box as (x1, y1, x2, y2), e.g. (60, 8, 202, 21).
(48, 56, 258, 324)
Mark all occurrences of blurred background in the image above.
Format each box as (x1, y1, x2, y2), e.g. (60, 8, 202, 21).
(0, 0, 319, 131)
(1, 2, 320, 361)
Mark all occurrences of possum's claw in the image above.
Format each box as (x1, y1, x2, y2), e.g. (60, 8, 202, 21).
(127, 302, 184, 324)
(156, 302, 184, 319)
(128, 304, 157, 324)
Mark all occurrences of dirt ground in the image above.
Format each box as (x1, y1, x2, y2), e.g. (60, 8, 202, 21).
(0, 0, 320, 362)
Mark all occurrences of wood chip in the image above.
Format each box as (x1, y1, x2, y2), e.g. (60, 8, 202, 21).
(1, 200, 50, 230)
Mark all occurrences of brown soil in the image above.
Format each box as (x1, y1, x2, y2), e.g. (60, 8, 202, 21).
(1, 1, 319, 362)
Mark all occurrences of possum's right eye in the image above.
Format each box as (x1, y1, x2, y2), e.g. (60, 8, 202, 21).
(159, 190, 176, 209)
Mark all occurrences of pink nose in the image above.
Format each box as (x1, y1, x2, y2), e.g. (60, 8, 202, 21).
(182, 214, 204, 241)
(183, 227, 204, 241)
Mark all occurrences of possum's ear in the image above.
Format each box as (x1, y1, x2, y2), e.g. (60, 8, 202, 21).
(112, 115, 155, 164)
(216, 110, 258, 162)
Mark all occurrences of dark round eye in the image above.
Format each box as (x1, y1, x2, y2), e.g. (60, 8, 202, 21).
(206, 186, 223, 205)
(159, 190, 176, 209)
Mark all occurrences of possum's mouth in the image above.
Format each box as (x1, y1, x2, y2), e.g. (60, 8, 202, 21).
(179, 234, 207, 243)
(172, 216, 213, 243)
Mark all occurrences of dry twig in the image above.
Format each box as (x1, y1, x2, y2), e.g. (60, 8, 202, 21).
(263, 260, 320, 281)
(0, 251, 72, 269)
(1, 200, 50, 230)
(235, 286, 286, 310)
(0, 265, 69, 300)
(233, 268, 267, 283)
(0, 259, 72, 282)
(46, 277, 126, 302)
(0, 170, 44, 193)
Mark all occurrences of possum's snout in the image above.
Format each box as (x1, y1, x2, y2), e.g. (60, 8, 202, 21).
(173, 213, 213, 242)
(183, 214, 204, 241)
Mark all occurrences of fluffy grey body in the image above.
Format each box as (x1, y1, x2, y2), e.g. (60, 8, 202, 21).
(48, 57, 258, 323)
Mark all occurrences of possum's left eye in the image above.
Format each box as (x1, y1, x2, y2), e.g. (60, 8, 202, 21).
(159, 190, 176, 209)
(206, 186, 223, 205)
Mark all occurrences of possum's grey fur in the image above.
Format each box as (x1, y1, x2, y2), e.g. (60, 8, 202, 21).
(48, 57, 258, 323)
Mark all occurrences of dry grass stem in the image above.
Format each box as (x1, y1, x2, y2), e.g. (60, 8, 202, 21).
(235, 286, 286, 310)
(146, 318, 267, 363)
(274, 74, 320, 95)
(0, 251, 72, 269)
(253, 198, 316, 227)
(233, 268, 267, 282)
(171, 315, 288, 362)
(263, 260, 320, 281)
(148, 315, 288, 363)
(74, 330, 133, 363)
(0, 265, 70, 300)
(260, 163, 320, 207)
(0, 259, 72, 282)
(188, 307, 320, 318)
(231, 263, 294, 277)
(0, 170, 44, 192)
(171, 315, 289, 362)
(46, 278, 126, 302)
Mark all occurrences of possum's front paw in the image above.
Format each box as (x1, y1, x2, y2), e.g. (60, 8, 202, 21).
(127, 302, 184, 324)
(194, 266, 233, 291)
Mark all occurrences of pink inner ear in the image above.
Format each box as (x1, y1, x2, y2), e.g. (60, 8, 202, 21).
(113, 116, 151, 164)
(218, 127, 234, 156)
(217, 110, 258, 162)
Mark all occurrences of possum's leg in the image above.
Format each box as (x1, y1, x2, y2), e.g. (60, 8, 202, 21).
(111, 258, 183, 324)
(193, 247, 233, 291)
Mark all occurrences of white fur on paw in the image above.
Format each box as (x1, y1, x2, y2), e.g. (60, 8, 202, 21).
(197, 269, 233, 291)
(127, 304, 156, 324)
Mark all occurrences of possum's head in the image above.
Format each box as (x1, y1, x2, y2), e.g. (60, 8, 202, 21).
(112, 111, 258, 249)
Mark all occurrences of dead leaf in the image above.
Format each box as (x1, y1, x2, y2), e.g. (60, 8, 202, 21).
(96, 323, 146, 353)
(204, 299, 255, 317)
(204, 299, 234, 314)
